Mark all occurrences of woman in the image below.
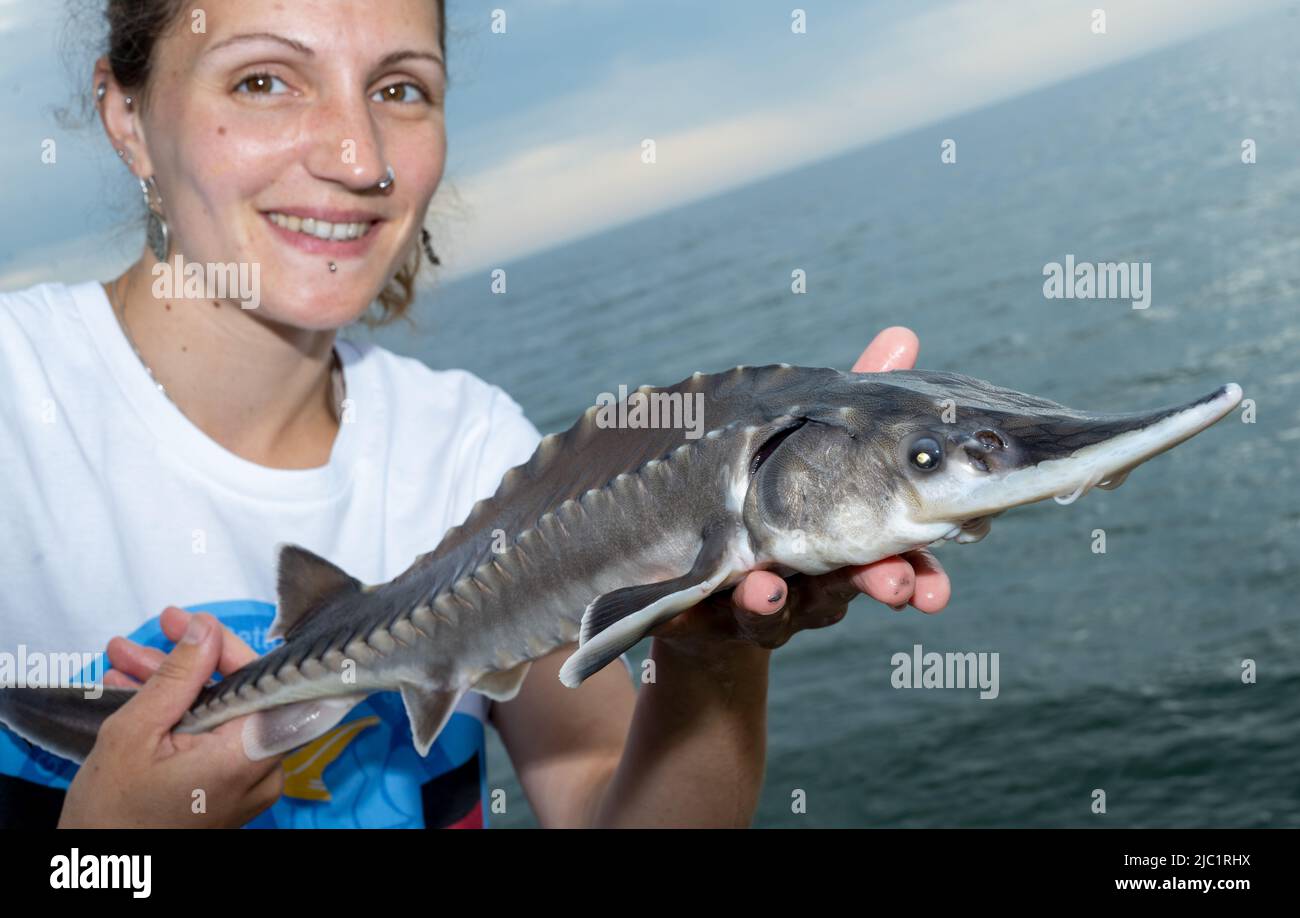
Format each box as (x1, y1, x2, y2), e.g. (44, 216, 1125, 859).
(0, 0, 950, 828)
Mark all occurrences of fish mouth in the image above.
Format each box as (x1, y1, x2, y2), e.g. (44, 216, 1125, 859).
(919, 383, 1243, 522)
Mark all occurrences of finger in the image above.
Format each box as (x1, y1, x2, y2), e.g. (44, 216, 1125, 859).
(770, 569, 858, 633)
(851, 326, 919, 374)
(799, 567, 866, 610)
(246, 760, 287, 814)
(106, 635, 167, 683)
(731, 570, 789, 615)
(900, 547, 950, 613)
(847, 555, 917, 610)
(127, 612, 223, 731)
(103, 669, 143, 689)
(159, 606, 259, 674)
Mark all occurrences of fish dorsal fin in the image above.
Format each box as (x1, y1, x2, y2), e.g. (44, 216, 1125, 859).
(271, 544, 364, 641)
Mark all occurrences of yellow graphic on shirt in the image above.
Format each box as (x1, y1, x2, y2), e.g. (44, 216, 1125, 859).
(281, 715, 381, 802)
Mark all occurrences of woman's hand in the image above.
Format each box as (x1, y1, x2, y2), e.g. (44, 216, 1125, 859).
(59, 607, 284, 828)
(651, 327, 951, 654)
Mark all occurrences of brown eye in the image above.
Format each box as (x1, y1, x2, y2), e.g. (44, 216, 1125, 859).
(909, 436, 943, 472)
(235, 74, 287, 95)
(372, 82, 430, 104)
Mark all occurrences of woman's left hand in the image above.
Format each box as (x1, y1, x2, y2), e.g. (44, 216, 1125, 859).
(650, 326, 951, 653)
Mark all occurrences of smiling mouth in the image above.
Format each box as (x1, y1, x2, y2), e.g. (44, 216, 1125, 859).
(265, 211, 378, 241)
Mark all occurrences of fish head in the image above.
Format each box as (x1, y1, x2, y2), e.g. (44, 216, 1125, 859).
(743, 369, 1242, 573)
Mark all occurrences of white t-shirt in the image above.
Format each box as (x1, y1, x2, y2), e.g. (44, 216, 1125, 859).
(0, 279, 542, 828)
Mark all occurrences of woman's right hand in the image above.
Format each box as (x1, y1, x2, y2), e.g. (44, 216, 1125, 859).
(58, 608, 285, 828)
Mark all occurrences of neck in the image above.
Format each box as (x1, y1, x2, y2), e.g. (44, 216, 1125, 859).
(105, 256, 342, 469)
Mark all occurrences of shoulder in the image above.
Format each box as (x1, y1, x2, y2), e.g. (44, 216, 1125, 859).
(0, 280, 103, 397)
(0, 280, 91, 342)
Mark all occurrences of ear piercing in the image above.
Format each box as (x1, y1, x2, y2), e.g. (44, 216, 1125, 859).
(97, 83, 134, 109)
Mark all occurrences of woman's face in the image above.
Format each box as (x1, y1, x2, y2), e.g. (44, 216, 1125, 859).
(115, 0, 446, 330)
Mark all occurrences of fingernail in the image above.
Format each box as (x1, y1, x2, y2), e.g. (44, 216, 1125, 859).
(182, 615, 210, 645)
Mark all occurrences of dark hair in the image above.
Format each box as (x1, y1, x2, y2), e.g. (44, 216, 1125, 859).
(97, 0, 448, 326)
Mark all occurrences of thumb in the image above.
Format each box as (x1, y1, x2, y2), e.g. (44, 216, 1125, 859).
(128, 612, 222, 731)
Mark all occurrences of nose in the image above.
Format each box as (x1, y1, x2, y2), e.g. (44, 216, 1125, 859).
(304, 90, 392, 193)
(955, 429, 1011, 473)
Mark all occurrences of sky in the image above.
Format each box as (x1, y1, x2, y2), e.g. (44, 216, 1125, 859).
(0, 0, 1285, 289)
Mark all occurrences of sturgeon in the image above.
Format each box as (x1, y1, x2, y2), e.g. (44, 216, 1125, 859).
(0, 365, 1242, 763)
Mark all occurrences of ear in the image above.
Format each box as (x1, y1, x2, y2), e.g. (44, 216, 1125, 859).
(93, 55, 155, 180)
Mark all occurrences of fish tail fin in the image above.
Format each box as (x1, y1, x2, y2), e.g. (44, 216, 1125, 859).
(0, 686, 137, 764)
(269, 543, 365, 641)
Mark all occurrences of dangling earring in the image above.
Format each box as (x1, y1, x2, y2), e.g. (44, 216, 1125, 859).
(421, 228, 440, 266)
(140, 176, 170, 262)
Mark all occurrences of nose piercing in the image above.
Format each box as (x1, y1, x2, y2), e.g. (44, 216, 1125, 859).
(375, 166, 396, 192)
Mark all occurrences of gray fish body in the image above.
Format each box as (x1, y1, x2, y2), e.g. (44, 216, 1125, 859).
(0, 365, 1242, 762)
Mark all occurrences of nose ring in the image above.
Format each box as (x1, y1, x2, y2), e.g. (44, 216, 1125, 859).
(375, 166, 396, 192)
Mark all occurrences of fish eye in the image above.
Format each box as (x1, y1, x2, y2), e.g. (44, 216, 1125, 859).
(909, 436, 943, 472)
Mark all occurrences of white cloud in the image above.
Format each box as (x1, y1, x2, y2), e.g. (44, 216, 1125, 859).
(437, 0, 1284, 279)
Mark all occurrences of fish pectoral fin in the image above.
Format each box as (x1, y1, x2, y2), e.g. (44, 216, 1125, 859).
(473, 661, 533, 702)
(559, 526, 734, 689)
(399, 683, 465, 757)
(241, 693, 369, 761)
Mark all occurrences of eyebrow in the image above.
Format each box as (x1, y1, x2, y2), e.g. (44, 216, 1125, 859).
(206, 32, 445, 74)
(207, 32, 315, 56)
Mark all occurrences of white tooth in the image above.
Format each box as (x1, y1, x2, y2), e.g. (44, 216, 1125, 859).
(348, 222, 362, 238)
(302, 217, 316, 234)
(287, 215, 302, 232)
(270, 213, 284, 227)
(313, 221, 334, 240)
(331, 222, 348, 240)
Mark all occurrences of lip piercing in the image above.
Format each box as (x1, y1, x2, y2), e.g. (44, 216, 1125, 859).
(329, 262, 337, 273)
(375, 166, 396, 192)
